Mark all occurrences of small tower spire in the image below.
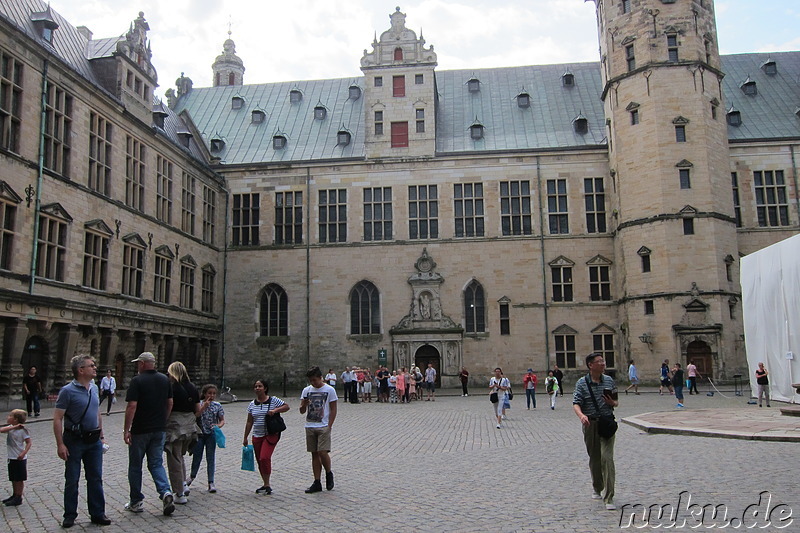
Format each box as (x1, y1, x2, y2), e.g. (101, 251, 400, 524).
(211, 18, 245, 87)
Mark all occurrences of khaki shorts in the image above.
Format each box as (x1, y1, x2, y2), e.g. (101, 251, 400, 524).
(305, 426, 331, 452)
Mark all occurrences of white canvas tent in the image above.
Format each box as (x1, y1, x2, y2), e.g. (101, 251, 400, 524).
(741, 233, 800, 403)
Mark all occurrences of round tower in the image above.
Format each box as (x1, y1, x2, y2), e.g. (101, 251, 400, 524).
(212, 31, 245, 87)
(593, 0, 741, 379)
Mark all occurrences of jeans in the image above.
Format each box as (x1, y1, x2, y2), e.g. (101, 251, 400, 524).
(674, 385, 684, 402)
(688, 377, 699, 394)
(526, 388, 536, 408)
(190, 433, 217, 483)
(128, 431, 171, 503)
(26, 393, 40, 415)
(63, 432, 105, 520)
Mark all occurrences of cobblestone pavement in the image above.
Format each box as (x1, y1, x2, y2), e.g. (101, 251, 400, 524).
(1, 389, 797, 532)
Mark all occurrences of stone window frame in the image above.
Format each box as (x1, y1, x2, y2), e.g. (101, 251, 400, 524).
(0, 182, 21, 271)
(454, 182, 485, 238)
(754, 170, 790, 227)
(274, 191, 303, 245)
(153, 245, 173, 304)
(731, 172, 742, 228)
(638, 246, 651, 274)
(36, 203, 72, 282)
(666, 34, 679, 62)
(179, 255, 196, 309)
(201, 264, 216, 314)
(408, 184, 438, 240)
(587, 255, 613, 302)
(592, 324, 616, 369)
(232, 193, 259, 246)
(500, 180, 532, 236)
(390, 121, 409, 147)
(125, 135, 146, 212)
(88, 111, 112, 195)
(349, 280, 380, 335)
(584, 177, 607, 234)
(644, 300, 655, 315)
(498, 296, 511, 336)
(44, 82, 73, 177)
(156, 154, 173, 224)
(121, 233, 146, 298)
(318, 188, 347, 244)
(553, 324, 578, 368)
(260, 283, 289, 337)
(82, 220, 113, 290)
(547, 178, 569, 235)
(202, 186, 216, 245)
(464, 278, 486, 334)
(549, 256, 574, 303)
(181, 171, 196, 235)
(363, 186, 393, 241)
(0, 49, 23, 153)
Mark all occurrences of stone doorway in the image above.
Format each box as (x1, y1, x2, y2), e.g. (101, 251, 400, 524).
(415, 345, 440, 387)
(21, 336, 49, 384)
(686, 340, 713, 380)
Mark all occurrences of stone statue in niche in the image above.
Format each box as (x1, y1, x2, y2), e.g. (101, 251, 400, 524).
(446, 343, 456, 372)
(431, 298, 441, 319)
(419, 292, 431, 319)
(397, 343, 407, 367)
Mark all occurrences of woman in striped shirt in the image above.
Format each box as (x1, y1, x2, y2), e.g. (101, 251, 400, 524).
(243, 379, 290, 495)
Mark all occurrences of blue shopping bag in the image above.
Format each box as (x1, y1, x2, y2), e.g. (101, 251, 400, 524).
(213, 425, 226, 448)
(241, 445, 254, 471)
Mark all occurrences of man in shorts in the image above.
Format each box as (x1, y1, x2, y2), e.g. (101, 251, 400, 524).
(300, 367, 338, 493)
(425, 363, 437, 401)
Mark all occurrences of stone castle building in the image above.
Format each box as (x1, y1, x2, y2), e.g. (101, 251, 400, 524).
(0, 0, 797, 393)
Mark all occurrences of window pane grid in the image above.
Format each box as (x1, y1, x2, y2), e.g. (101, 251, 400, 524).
(201, 269, 215, 313)
(593, 333, 615, 368)
(203, 186, 216, 244)
(409, 185, 438, 239)
(548, 179, 569, 234)
(82, 231, 108, 290)
(464, 281, 486, 333)
(319, 189, 347, 243)
(43, 83, 72, 177)
(232, 193, 259, 245)
(122, 244, 144, 297)
(551, 266, 573, 302)
(36, 215, 66, 281)
(589, 265, 611, 301)
(349, 281, 380, 334)
(88, 112, 112, 194)
(125, 136, 145, 211)
(181, 171, 196, 235)
(754, 170, 789, 227)
(500, 180, 532, 236)
(584, 178, 606, 233)
(275, 191, 303, 244)
(0, 50, 23, 153)
(260, 284, 288, 336)
(156, 155, 173, 224)
(154, 255, 172, 303)
(0, 201, 15, 270)
(180, 263, 195, 309)
(363, 187, 393, 241)
(555, 334, 577, 368)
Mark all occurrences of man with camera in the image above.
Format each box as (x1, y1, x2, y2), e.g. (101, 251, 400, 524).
(573, 353, 618, 511)
(53, 355, 110, 528)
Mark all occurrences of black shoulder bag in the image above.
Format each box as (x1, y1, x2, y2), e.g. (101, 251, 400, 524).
(65, 389, 102, 444)
(264, 397, 287, 435)
(586, 375, 618, 439)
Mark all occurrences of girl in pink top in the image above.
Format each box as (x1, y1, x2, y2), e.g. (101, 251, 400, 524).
(396, 369, 406, 403)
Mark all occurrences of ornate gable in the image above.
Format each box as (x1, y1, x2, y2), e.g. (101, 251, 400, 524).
(154, 244, 174, 259)
(40, 203, 72, 222)
(84, 219, 114, 236)
(122, 233, 147, 248)
(361, 7, 437, 68)
(0, 181, 22, 204)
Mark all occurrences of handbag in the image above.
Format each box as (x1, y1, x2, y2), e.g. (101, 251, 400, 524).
(213, 425, 226, 448)
(586, 374, 618, 439)
(489, 392, 498, 403)
(241, 445, 255, 471)
(508, 387, 514, 401)
(265, 397, 287, 435)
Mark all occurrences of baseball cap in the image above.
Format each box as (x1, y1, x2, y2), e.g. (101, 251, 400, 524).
(131, 352, 155, 363)
(527, 368, 533, 372)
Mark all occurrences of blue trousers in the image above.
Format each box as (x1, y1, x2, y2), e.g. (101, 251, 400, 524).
(526, 388, 536, 408)
(62, 433, 105, 521)
(190, 432, 217, 483)
(127, 431, 171, 503)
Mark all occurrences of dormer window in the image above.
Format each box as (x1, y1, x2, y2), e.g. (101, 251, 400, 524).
(562, 72, 575, 87)
(152, 111, 167, 129)
(348, 85, 361, 100)
(727, 107, 742, 127)
(573, 113, 588, 135)
(740, 77, 757, 96)
(251, 110, 266, 124)
(467, 78, 480, 93)
(273, 135, 287, 150)
(289, 89, 302, 103)
(469, 121, 484, 140)
(516, 92, 531, 108)
(761, 59, 777, 76)
(394, 47, 403, 61)
(314, 106, 327, 120)
(177, 130, 192, 148)
(30, 7, 59, 43)
(337, 130, 351, 146)
(231, 95, 244, 110)
(210, 137, 225, 152)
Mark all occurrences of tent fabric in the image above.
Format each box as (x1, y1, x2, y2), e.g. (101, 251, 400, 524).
(741, 233, 800, 403)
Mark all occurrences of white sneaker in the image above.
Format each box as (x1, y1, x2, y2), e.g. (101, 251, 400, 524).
(174, 494, 188, 505)
(496, 424, 501, 429)
(606, 503, 617, 510)
(183, 481, 190, 496)
(591, 492, 603, 500)
(124, 500, 144, 513)
(162, 491, 175, 516)
(208, 483, 217, 493)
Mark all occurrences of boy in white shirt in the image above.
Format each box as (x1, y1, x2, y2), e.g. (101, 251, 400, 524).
(299, 367, 338, 493)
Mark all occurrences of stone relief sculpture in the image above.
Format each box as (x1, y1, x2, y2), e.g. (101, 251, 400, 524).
(419, 292, 431, 319)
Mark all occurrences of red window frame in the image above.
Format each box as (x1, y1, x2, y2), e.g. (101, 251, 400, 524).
(391, 122, 409, 147)
(393, 75, 405, 97)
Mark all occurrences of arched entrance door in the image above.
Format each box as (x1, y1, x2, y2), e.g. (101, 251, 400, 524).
(115, 353, 127, 389)
(686, 340, 713, 381)
(414, 345, 440, 387)
(21, 336, 49, 383)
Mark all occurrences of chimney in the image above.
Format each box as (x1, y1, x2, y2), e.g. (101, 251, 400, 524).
(76, 25, 93, 41)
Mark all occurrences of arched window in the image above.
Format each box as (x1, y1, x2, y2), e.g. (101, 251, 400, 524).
(464, 280, 486, 333)
(260, 283, 288, 336)
(394, 47, 403, 60)
(350, 281, 380, 334)
(228, 72, 235, 85)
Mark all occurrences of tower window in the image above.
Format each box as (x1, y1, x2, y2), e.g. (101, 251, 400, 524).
(675, 125, 686, 142)
(727, 109, 741, 127)
(704, 40, 712, 64)
(625, 45, 636, 72)
(517, 93, 530, 108)
(470, 123, 484, 140)
(622, 0, 631, 14)
(683, 218, 694, 235)
(642, 254, 651, 273)
(416, 109, 425, 133)
(394, 47, 403, 61)
(391, 122, 409, 147)
(415, 74, 424, 85)
(228, 72, 235, 85)
(374, 76, 383, 88)
(374, 111, 384, 136)
(392, 75, 405, 97)
(630, 109, 639, 125)
(644, 300, 654, 315)
(667, 35, 679, 62)
(679, 169, 691, 189)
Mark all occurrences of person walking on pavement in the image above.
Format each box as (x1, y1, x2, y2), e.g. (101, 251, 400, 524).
(489, 367, 510, 429)
(573, 353, 619, 511)
(672, 363, 685, 408)
(300, 367, 337, 493)
(459, 367, 470, 396)
(22, 366, 42, 418)
(123, 352, 175, 517)
(53, 355, 110, 528)
(164, 362, 200, 505)
(659, 360, 673, 395)
(425, 363, 437, 401)
(523, 369, 537, 409)
(553, 365, 564, 396)
(99, 370, 116, 415)
(545, 371, 559, 410)
(755, 362, 771, 407)
(686, 360, 701, 395)
(624, 360, 639, 395)
(243, 379, 290, 495)
(189, 384, 225, 493)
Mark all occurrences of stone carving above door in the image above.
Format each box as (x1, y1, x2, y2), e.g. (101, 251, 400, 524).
(392, 248, 460, 332)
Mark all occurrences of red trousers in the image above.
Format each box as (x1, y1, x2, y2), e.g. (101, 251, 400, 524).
(252, 434, 281, 476)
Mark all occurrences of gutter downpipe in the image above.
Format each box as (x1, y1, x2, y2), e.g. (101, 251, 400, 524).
(306, 168, 311, 371)
(29, 60, 49, 295)
(790, 145, 800, 223)
(536, 156, 550, 368)
(220, 184, 230, 389)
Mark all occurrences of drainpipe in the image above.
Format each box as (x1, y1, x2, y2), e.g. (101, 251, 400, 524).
(220, 183, 230, 388)
(536, 156, 550, 368)
(790, 145, 800, 223)
(29, 60, 49, 294)
(305, 167, 311, 371)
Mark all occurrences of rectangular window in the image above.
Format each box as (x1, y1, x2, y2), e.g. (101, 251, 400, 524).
(667, 35, 679, 62)
(154, 254, 172, 304)
(626, 44, 636, 72)
(122, 243, 144, 297)
(392, 75, 405, 97)
(454, 183, 485, 238)
(126, 136, 145, 211)
(275, 191, 303, 245)
(644, 300, 654, 315)
(202, 186, 216, 244)
(201, 268, 215, 313)
(547, 178, 569, 234)
(0, 50, 23, 153)
(683, 218, 694, 235)
(555, 334, 577, 369)
(180, 263, 195, 309)
(500, 180, 532, 236)
(589, 265, 611, 301)
(679, 169, 691, 189)
(408, 185, 438, 239)
(754, 170, 789, 227)
(630, 109, 639, 125)
(593, 333, 615, 369)
(622, 0, 631, 14)
(705, 40, 712, 64)
(181, 171, 196, 235)
(642, 254, 651, 273)
(711, 104, 718, 120)
(43, 82, 72, 177)
(675, 125, 686, 142)
(156, 155, 173, 224)
(551, 266, 573, 302)
(415, 74, 424, 84)
(318, 189, 347, 243)
(82, 231, 109, 290)
(232, 193, 259, 246)
(0, 200, 15, 269)
(88, 112, 112, 194)
(415, 108, 425, 133)
(36, 215, 67, 281)
(499, 302, 510, 335)
(584, 178, 606, 233)
(391, 122, 409, 147)
(731, 172, 741, 228)
(374, 110, 384, 136)
(374, 76, 383, 87)
(363, 187, 392, 241)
